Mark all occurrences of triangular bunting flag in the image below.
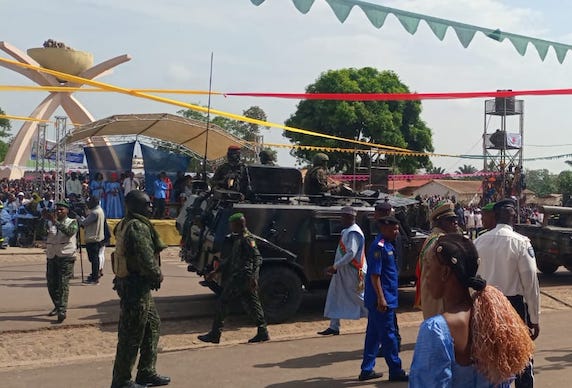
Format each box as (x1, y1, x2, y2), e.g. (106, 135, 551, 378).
(325, 0, 355, 23)
(554, 45, 569, 64)
(396, 13, 421, 35)
(531, 40, 550, 61)
(292, 0, 316, 14)
(426, 20, 448, 41)
(453, 26, 477, 48)
(250, 0, 572, 63)
(359, 4, 389, 28)
(508, 36, 529, 56)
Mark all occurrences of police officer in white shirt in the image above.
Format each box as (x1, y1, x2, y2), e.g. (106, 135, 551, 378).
(474, 198, 539, 388)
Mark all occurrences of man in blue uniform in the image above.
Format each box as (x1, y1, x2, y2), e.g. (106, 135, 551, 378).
(358, 216, 408, 382)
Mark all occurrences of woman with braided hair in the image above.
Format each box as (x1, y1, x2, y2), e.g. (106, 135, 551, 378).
(409, 234, 534, 387)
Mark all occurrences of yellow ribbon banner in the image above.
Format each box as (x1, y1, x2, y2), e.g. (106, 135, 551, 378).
(0, 56, 424, 155)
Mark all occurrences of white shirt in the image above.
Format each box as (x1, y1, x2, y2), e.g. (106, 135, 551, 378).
(123, 177, 139, 194)
(474, 224, 540, 324)
(66, 178, 83, 196)
(466, 212, 475, 228)
(474, 213, 483, 228)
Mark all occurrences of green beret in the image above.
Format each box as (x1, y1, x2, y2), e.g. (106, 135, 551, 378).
(228, 212, 245, 223)
(481, 202, 495, 212)
(55, 200, 70, 209)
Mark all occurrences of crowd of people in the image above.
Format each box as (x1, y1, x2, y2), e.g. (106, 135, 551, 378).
(186, 193, 537, 387)
(26, 146, 542, 387)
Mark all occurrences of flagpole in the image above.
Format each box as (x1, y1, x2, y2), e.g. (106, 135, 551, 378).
(203, 52, 214, 179)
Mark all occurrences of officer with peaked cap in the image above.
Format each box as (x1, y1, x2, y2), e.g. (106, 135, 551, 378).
(359, 215, 408, 382)
(415, 201, 460, 319)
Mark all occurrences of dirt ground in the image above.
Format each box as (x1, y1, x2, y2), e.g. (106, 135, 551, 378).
(1, 248, 572, 373)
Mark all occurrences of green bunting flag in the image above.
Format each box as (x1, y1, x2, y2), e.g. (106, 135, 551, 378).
(251, 0, 572, 63)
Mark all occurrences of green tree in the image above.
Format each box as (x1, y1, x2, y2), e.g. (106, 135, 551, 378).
(0, 107, 12, 162)
(284, 68, 434, 173)
(177, 105, 269, 163)
(557, 170, 572, 195)
(178, 105, 268, 141)
(455, 164, 478, 175)
(525, 169, 557, 196)
(178, 106, 207, 122)
(427, 166, 446, 174)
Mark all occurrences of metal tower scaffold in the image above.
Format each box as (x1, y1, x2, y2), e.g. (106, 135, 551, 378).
(482, 92, 525, 212)
(34, 123, 48, 191)
(54, 116, 68, 202)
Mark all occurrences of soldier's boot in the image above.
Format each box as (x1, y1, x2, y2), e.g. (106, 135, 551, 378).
(197, 331, 221, 344)
(135, 373, 171, 387)
(248, 327, 270, 343)
(57, 311, 66, 323)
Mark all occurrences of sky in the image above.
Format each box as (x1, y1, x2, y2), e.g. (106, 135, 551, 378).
(1, 0, 572, 173)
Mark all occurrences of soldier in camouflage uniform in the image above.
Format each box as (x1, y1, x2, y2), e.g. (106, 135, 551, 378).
(45, 201, 78, 323)
(198, 213, 270, 344)
(259, 149, 276, 166)
(110, 191, 170, 388)
(211, 145, 245, 191)
(304, 153, 339, 200)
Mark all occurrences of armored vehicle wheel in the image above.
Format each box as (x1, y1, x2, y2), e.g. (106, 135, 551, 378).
(537, 260, 559, 275)
(259, 266, 303, 324)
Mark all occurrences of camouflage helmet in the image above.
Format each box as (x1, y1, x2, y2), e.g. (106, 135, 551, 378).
(259, 149, 275, 161)
(312, 153, 329, 165)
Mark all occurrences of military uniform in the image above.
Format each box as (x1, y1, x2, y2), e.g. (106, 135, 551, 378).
(111, 212, 168, 388)
(211, 162, 245, 191)
(211, 229, 267, 336)
(304, 165, 329, 196)
(46, 211, 78, 321)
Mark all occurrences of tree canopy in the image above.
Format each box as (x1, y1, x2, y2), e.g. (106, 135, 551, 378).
(0, 107, 12, 162)
(456, 164, 478, 175)
(525, 169, 557, 197)
(284, 68, 434, 173)
(178, 105, 268, 142)
(177, 105, 275, 163)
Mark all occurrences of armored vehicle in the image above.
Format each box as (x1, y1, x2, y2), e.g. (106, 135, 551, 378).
(180, 165, 428, 323)
(515, 206, 572, 274)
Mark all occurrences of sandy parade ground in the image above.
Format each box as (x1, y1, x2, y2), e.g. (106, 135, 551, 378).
(2, 247, 572, 387)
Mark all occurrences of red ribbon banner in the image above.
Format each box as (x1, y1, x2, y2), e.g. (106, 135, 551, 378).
(225, 88, 572, 101)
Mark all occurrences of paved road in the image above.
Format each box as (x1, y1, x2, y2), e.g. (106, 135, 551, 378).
(0, 247, 216, 331)
(2, 247, 572, 387)
(2, 309, 572, 388)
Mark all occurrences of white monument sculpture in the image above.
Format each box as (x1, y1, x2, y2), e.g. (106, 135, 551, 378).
(0, 40, 131, 179)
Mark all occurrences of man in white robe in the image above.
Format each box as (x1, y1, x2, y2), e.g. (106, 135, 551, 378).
(318, 206, 368, 335)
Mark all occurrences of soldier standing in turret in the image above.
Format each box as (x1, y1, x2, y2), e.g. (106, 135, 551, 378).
(211, 146, 245, 191)
(198, 213, 269, 344)
(304, 153, 339, 199)
(110, 190, 170, 388)
(259, 150, 276, 166)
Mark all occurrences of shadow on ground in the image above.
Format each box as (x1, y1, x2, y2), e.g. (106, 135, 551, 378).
(536, 349, 572, 373)
(265, 376, 408, 388)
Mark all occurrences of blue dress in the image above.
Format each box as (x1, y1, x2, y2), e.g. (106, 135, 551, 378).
(410, 315, 512, 388)
(89, 180, 105, 207)
(104, 181, 124, 219)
